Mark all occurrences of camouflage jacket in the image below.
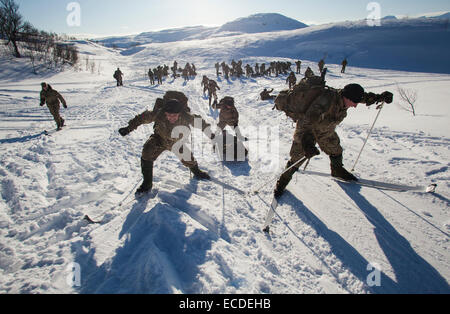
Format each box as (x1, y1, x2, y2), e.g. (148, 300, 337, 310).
(294, 88, 348, 138)
(127, 109, 211, 145)
(40, 88, 66, 108)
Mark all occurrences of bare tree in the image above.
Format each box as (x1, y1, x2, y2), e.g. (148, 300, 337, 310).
(0, 0, 25, 57)
(397, 85, 418, 116)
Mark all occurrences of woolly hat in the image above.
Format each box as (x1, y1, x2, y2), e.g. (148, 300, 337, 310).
(342, 84, 365, 103)
(164, 99, 184, 114)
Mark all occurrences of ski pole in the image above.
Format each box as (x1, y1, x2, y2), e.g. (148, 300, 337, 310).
(351, 102, 385, 172)
(252, 157, 308, 195)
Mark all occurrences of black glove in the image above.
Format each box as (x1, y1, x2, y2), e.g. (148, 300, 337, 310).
(302, 133, 320, 159)
(63, 104, 68, 109)
(364, 92, 378, 106)
(119, 127, 131, 137)
(380, 91, 393, 104)
(210, 133, 216, 141)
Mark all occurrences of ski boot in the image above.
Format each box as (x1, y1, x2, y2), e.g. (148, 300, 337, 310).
(190, 165, 211, 180)
(330, 155, 358, 182)
(136, 159, 154, 194)
(273, 159, 305, 199)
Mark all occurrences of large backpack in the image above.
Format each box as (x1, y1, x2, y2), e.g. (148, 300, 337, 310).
(274, 75, 328, 121)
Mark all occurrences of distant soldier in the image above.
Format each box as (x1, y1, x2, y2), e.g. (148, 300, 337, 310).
(173, 61, 178, 73)
(318, 59, 325, 74)
(40, 82, 67, 131)
(201, 76, 209, 95)
(286, 72, 297, 89)
(118, 94, 214, 194)
(223, 64, 230, 80)
(295, 60, 302, 74)
(260, 88, 276, 101)
(156, 66, 163, 84)
(114, 68, 123, 86)
(321, 68, 328, 82)
(304, 67, 315, 78)
(148, 68, 155, 85)
(215, 63, 221, 76)
(260, 63, 266, 76)
(341, 59, 348, 73)
(182, 67, 189, 82)
(255, 63, 260, 76)
(208, 79, 220, 107)
(245, 64, 254, 77)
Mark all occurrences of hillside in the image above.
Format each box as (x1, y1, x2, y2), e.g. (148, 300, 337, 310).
(97, 12, 450, 74)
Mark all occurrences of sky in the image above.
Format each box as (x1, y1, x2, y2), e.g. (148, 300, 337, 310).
(14, 0, 450, 38)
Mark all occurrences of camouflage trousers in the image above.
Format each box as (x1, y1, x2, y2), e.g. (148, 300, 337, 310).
(217, 121, 244, 141)
(47, 104, 64, 128)
(141, 134, 198, 169)
(290, 129, 343, 164)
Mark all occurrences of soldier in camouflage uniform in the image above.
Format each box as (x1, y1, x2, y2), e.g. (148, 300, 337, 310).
(119, 92, 214, 194)
(273, 83, 393, 198)
(286, 72, 297, 90)
(304, 67, 315, 78)
(208, 79, 220, 107)
(318, 59, 325, 74)
(260, 88, 276, 101)
(341, 59, 348, 74)
(40, 82, 67, 131)
(212, 96, 246, 141)
(114, 68, 123, 86)
(295, 60, 302, 74)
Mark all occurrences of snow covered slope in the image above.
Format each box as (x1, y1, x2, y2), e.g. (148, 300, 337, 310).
(98, 13, 450, 74)
(0, 31, 449, 294)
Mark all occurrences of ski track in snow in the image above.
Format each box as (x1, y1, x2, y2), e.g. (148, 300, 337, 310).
(0, 41, 449, 294)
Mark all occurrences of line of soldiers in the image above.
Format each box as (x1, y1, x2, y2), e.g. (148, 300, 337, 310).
(148, 65, 168, 85)
(39, 58, 394, 208)
(216, 60, 296, 79)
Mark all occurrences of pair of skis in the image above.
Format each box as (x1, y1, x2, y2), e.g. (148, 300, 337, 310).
(261, 169, 437, 233)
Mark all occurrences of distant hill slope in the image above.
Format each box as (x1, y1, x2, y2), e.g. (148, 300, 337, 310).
(96, 12, 450, 74)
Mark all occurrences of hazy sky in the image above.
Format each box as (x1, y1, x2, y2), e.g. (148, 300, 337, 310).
(15, 0, 450, 37)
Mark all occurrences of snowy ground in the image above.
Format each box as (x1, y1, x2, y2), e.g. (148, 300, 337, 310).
(0, 40, 449, 294)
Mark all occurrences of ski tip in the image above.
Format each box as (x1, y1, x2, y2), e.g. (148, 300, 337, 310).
(426, 184, 437, 193)
(83, 215, 100, 224)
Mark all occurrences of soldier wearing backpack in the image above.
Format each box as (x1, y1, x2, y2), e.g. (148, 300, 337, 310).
(118, 91, 214, 194)
(114, 68, 123, 86)
(286, 72, 297, 90)
(273, 79, 394, 199)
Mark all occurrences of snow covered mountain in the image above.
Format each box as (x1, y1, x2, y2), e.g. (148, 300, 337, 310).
(96, 13, 307, 47)
(215, 13, 308, 35)
(0, 13, 449, 295)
